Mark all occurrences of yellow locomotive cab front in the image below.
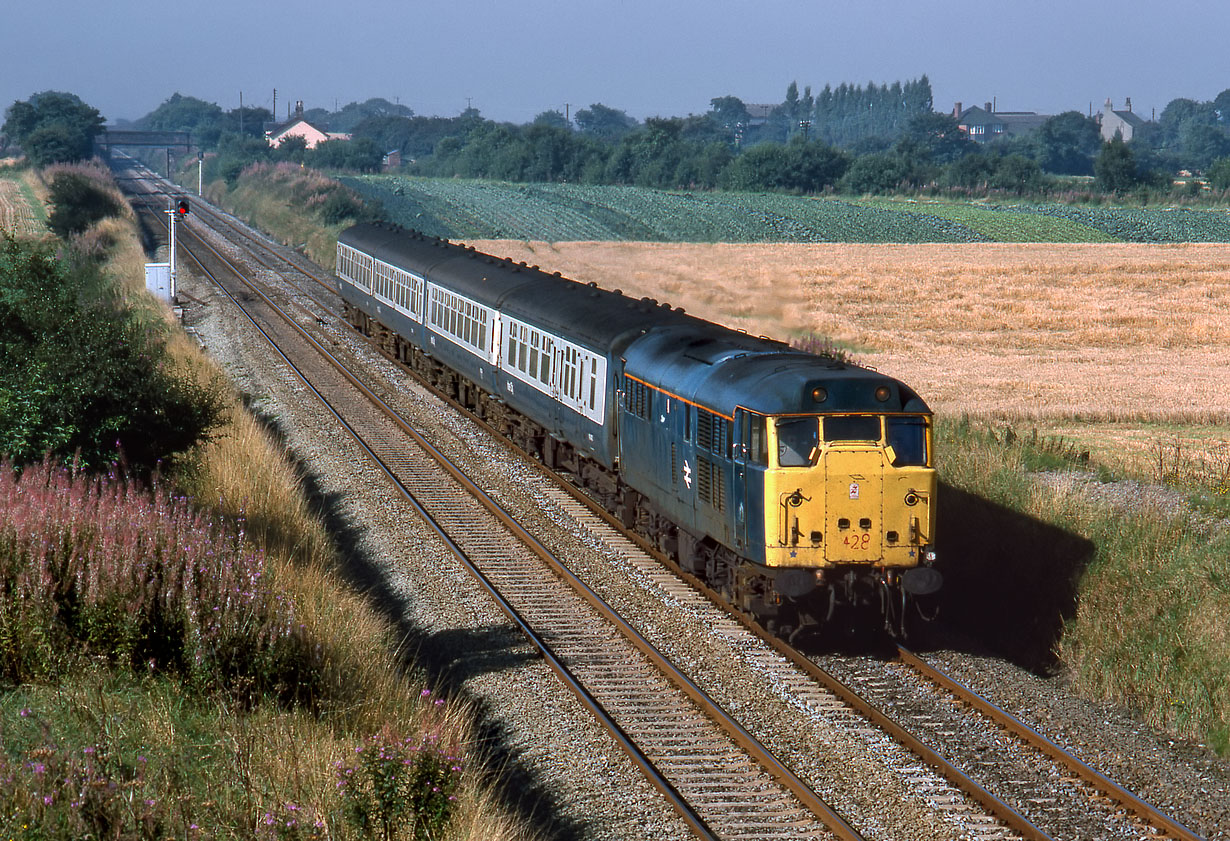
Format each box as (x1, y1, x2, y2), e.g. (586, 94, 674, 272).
(762, 413, 936, 579)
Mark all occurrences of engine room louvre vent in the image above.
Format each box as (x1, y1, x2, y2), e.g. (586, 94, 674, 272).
(697, 456, 725, 511)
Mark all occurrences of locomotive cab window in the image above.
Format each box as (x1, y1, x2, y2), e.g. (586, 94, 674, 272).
(747, 414, 767, 465)
(775, 417, 818, 467)
(886, 415, 929, 466)
(822, 415, 881, 443)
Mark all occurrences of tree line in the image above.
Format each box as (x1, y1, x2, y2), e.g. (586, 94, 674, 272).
(6, 82, 1230, 202)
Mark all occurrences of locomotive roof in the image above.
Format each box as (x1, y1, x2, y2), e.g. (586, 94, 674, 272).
(622, 326, 930, 418)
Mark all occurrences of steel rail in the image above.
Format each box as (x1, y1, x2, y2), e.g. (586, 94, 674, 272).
(148, 201, 723, 841)
(897, 646, 1206, 841)
(147, 197, 865, 841)
(140, 166, 1207, 841)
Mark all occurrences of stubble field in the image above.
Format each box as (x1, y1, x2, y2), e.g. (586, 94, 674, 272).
(0, 171, 44, 237)
(472, 239, 1230, 483)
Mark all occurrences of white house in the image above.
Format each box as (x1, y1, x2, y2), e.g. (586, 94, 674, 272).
(265, 101, 351, 149)
(1098, 97, 1147, 142)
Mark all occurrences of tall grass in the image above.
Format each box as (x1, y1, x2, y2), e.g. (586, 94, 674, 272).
(0, 457, 322, 701)
(938, 419, 1230, 753)
(0, 454, 506, 838)
(0, 163, 535, 840)
(199, 161, 366, 267)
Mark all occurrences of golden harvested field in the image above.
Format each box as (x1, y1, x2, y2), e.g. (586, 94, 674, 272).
(474, 240, 1230, 482)
(0, 173, 42, 237)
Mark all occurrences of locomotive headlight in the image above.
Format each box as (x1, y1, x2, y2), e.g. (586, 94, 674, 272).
(811, 386, 827, 403)
(874, 385, 891, 402)
(904, 491, 919, 507)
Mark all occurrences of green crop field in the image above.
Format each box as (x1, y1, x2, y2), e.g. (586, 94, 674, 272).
(340, 176, 1230, 244)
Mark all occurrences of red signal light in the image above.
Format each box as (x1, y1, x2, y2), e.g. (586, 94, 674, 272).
(176, 199, 190, 216)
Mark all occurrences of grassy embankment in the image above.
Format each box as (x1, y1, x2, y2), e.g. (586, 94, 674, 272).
(1, 162, 530, 839)
(205, 165, 1230, 755)
(201, 162, 366, 268)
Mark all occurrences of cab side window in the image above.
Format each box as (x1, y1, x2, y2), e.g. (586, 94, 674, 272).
(775, 418, 817, 467)
(886, 416, 929, 466)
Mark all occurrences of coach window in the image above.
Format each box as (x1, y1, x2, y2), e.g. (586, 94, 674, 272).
(539, 339, 552, 382)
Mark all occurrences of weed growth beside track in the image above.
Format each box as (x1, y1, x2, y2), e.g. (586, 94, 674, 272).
(1, 163, 530, 839)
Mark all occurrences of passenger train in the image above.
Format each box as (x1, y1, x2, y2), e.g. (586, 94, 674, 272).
(334, 222, 940, 638)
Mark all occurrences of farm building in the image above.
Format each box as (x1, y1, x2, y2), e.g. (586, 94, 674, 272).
(953, 102, 1050, 143)
(1097, 97, 1147, 142)
(265, 101, 351, 149)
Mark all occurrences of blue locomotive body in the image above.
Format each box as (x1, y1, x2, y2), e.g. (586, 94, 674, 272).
(335, 223, 940, 636)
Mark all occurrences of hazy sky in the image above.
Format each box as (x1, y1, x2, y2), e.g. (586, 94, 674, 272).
(3, 0, 1226, 126)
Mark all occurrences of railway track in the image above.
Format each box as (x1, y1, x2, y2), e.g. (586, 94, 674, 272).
(124, 166, 862, 840)
(120, 162, 1212, 841)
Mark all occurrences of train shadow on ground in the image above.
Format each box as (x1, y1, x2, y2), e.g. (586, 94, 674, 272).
(923, 481, 1097, 674)
(240, 406, 595, 841)
(795, 482, 1097, 672)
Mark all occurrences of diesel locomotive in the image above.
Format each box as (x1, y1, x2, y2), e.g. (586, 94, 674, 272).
(334, 222, 940, 638)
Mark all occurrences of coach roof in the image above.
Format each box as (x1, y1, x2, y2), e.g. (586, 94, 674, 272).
(339, 222, 693, 352)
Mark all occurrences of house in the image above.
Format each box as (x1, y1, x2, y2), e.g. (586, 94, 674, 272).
(265, 101, 351, 149)
(953, 101, 1050, 143)
(1097, 97, 1146, 142)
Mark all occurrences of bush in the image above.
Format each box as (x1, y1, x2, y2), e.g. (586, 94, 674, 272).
(839, 152, 909, 194)
(319, 189, 366, 225)
(1208, 157, 1230, 191)
(336, 723, 462, 841)
(45, 168, 122, 238)
(0, 233, 226, 473)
